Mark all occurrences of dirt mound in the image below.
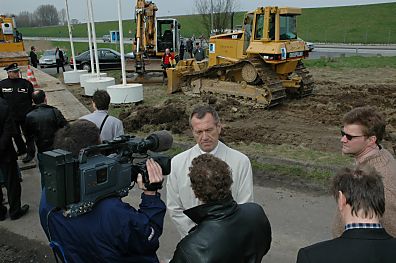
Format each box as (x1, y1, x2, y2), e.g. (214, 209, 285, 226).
(120, 95, 256, 135)
(121, 100, 189, 134)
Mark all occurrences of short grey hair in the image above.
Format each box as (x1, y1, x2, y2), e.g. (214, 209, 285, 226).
(189, 105, 220, 127)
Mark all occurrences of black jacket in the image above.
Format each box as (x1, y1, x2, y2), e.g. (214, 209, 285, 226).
(25, 104, 68, 153)
(0, 97, 17, 163)
(55, 49, 64, 62)
(29, 51, 39, 66)
(296, 228, 396, 263)
(0, 77, 34, 121)
(170, 196, 272, 263)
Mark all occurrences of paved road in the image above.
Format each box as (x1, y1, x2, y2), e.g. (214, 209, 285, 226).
(39, 64, 73, 76)
(1, 162, 335, 263)
(309, 46, 396, 59)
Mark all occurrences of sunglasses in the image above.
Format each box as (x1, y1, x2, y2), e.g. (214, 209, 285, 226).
(341, 130, 366, 141)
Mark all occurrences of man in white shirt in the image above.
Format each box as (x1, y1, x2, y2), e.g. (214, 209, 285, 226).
(166, 105, 254, 237)
(80, 90, 124, 142)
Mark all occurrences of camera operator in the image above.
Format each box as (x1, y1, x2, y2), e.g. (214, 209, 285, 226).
(38, 120, 166, 263)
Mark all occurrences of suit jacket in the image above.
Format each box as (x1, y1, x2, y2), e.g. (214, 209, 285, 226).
(0, 97, 17, 164)
(297, 228, 396, 263)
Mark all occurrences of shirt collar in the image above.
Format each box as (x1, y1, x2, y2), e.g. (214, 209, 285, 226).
(94, 110, 108, 114)
(345, 223, 383, 231)
(199, 142, 219, 155)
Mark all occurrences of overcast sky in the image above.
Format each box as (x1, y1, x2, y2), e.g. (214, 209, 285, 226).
(2, 0, 395, 22)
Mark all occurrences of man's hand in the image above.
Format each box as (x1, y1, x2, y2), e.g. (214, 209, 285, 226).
(137, 158, 163, 195)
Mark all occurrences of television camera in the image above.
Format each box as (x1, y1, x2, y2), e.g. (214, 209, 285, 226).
(41, 130, 173, 217)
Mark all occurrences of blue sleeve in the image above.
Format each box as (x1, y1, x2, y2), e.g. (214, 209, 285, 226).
(113, 193, 166, 255)
(38, 191, 52, 241)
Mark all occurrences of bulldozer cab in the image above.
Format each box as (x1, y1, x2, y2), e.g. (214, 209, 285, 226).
(208, 7, 306, 67)
(0, 15, 28, 67)
(251, 7, 300, 42)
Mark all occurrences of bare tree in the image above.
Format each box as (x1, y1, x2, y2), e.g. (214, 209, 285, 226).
(34, 4, 59, 26)
(58, 8, 67, 25)
(195, 0, 238, 35)
(15, 11, 31, 27)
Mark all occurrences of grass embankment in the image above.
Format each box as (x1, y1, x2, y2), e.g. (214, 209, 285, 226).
(20, 2, 396, 44)
(305, 55, 396, 69)
(299, 3, 396, 43)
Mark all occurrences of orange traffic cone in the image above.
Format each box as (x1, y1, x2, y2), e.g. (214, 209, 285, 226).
(27, 65, 39, 88)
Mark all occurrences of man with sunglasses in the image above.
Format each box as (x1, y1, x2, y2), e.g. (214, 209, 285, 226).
(333, 106, 396, 237)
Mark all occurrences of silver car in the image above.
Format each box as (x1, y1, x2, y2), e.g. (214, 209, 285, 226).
(102, 35, 111, 43)
(39, 49, 69, 68)
(298, 38, 315, 52)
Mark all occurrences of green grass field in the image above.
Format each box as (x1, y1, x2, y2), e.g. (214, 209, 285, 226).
(19, 2, 396, 44)
(304, 55, 396, 69)
(298, 3, 396, 43)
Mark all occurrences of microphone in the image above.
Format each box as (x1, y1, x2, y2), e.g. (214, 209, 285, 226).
(143, 130, 173, 152)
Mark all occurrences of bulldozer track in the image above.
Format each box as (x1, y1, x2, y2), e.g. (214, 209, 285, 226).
(181, 56, 286, 108)
(295, 61, 314, 98)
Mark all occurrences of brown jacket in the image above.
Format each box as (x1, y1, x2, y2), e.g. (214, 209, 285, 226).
(332, 148, 396, 237)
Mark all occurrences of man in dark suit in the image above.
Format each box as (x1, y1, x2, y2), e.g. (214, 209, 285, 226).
(55, 47, 65, 74)
(296, 166, 396, 263)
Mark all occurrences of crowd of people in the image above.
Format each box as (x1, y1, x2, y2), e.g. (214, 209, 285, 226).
(161, 35, 207, 80)
(1, 61, 396, 263)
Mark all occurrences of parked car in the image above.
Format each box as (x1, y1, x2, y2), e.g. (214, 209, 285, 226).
(305, 41, 315, 51)
(70, 48, 134, 72)
(102, 34, 111, 43)
(298, 37, 315, 51)
(39, 49, 69, 68)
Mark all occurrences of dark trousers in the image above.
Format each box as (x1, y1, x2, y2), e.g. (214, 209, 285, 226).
(13, 119, 35, 157)
(56, 59, 65, 73)
(37, 153, 45, 189)
(162, 64, 172, 78)
(0, 161, 22, 218)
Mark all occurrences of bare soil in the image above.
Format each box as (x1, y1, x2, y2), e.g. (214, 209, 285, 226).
(65, 67, 396, 154)
(117, 68, 396, 153)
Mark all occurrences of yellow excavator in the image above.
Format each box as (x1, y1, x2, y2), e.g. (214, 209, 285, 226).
(167, 6, 313, 107)
(0, 15, 29, 67)
(132, 0, 181, 76)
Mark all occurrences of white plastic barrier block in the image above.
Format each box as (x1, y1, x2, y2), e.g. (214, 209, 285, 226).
(63, 70, 88, 84)
(84, 77, 116, 96)
(80, 73, 108, 88)
(107, 84, 143, 104)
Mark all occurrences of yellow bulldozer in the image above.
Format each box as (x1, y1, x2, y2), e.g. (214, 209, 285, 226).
(167, 6, 313, 107)
(0, 15, 29, 67)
